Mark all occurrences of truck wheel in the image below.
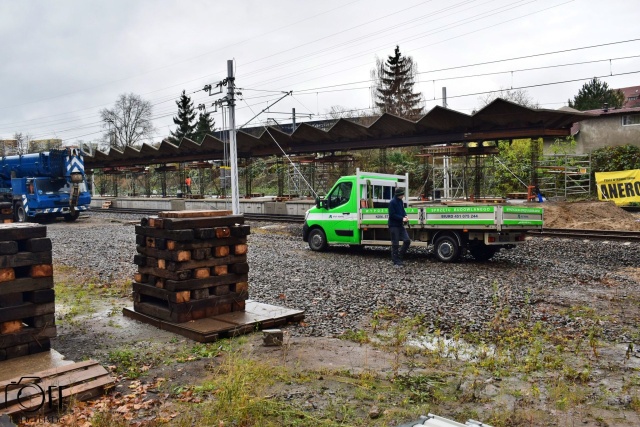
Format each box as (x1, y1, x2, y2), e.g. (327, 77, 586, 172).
(308, 228, 328, 252)
(14, 202, 27, 223)
(469, 244, 498, 262)
(64, 210, 80, 222)
(435, 235, 460, 263)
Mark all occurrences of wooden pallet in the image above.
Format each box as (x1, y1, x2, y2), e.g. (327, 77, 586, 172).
(123, 300, 304, 343)
(0, 360, 113, 416)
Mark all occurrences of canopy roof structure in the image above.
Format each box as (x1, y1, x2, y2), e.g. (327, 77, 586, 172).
(84, 98, 591, 169)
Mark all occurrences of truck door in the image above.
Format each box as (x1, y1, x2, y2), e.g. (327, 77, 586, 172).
(324, 181, 358, 244)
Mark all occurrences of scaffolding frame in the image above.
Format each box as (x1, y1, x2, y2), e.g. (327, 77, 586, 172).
(535, 154, 591, 200)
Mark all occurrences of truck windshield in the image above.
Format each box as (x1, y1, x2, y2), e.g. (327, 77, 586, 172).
(327, 182, 352, 207)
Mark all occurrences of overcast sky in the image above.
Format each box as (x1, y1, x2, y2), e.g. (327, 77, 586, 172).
(1, 0, 639, 145)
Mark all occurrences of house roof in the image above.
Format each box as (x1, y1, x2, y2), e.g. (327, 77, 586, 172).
(581, 106, 640, 116)
(84, 98, 592, 169)
(616, 85, 640, 108)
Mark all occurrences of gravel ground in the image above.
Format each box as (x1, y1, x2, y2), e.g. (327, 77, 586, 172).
(48, 211, 640, 342)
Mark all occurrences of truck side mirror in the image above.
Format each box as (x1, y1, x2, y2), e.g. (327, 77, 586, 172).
(315, 196, 321, 208)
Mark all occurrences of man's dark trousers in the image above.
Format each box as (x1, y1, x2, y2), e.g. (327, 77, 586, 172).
(390, 226, 410, 265)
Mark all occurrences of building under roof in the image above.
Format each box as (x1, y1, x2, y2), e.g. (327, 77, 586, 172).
(84, 98, 591, 170)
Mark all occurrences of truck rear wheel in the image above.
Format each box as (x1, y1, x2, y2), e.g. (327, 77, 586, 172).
(469, 244, 498, 262)
(64, 210, 80, 222)
(435, 235, 460, 263)
(308, 228, 328, 252)
(14, 202, 27, 223)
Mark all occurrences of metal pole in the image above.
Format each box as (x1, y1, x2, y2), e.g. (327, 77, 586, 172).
(227, 60, 240, 214)
(292, 108, 296, 132)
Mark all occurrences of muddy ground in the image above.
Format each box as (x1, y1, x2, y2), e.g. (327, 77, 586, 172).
(27, 202, 640, 426)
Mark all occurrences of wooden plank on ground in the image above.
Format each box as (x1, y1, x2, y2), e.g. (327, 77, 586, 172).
(158, 210, 232, 218)
(0, 360, 113, 415)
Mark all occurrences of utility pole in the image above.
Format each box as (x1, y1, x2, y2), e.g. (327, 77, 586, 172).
(442, 87, 450, 200)
(227, 60, 240, 215)
(292, 108, 296, 132)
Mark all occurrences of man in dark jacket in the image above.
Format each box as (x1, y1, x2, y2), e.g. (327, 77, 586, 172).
(388, 188, 411, 266)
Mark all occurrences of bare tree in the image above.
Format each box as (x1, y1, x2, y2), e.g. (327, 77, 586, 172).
(326, 105, 378, 126)
(100, 93, 154, 151)
(12, 132, 31, 155)
(478, 88, 539, 110)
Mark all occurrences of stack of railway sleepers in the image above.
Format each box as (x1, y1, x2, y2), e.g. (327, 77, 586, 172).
(133, 210, 251, 323)
(0, 201, 12, 223)
(0, 223, 56, 361)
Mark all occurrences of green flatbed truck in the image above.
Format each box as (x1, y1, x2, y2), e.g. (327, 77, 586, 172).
(302, 169, 543, 262)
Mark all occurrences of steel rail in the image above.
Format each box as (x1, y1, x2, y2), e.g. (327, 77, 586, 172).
(89, 208, 306, 223)
(529, 228, 640, 242)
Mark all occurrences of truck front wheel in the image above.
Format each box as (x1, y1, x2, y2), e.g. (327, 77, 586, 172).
(64, 209, 80, 222)
(435, 235, 460, 262)
(308, 228, 328, 252)
(14, 202, 27, 223)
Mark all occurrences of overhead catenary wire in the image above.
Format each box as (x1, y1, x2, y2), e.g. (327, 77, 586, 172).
(0, 0, 558, 127)
(240, 98, 319, 199)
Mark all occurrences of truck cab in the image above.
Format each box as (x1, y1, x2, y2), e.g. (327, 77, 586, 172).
(0, 148, 91, 222)
(303, 169, 543, 262)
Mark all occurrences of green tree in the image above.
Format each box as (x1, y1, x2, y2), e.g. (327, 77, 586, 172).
(193, 110, 215, 143)
(568, 77, 625, 111)
(169, 90, 197, 143)
(373, 46, 424, 119)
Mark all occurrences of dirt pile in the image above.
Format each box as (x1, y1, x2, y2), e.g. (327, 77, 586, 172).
(541, 200, 640, 230)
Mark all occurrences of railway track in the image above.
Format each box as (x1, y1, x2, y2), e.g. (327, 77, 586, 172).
(91, 208, 639, 241)
(90, 207, 305, 223)
(529, 228, 640, 242)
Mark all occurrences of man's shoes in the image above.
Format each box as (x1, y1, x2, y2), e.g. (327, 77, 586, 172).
(393, 262, 403, 268)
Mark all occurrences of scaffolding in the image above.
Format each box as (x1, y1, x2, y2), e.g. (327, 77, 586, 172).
(535, 154, 591, 200)
(419, 145, 500, 201)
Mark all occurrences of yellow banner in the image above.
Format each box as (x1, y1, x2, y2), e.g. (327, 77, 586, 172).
(595, 169, 640, 205)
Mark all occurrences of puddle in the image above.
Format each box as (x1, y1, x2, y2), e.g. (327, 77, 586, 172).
(407, 335, 495, 361)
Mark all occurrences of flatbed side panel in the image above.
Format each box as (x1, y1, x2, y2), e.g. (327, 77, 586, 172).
(499, 206, 544, 228)
(425, 206, 496, 226)
(360, 207, 420, 225)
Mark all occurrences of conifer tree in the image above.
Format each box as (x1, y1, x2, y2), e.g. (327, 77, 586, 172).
(194, 110, 215, 142)
(374, 46, 424, 119)
(169, 90, 197, 143)
(568, 77, 625, 111)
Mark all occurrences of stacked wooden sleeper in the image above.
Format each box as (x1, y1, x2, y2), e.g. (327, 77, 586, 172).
(132, 210, 251, 323)
(0, 223, 56, 361)
(0, 201, 13, 223)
